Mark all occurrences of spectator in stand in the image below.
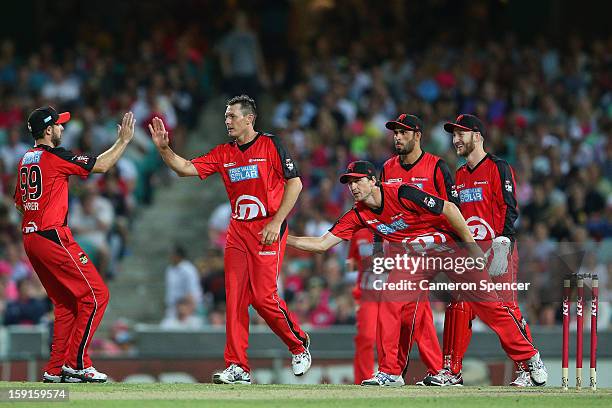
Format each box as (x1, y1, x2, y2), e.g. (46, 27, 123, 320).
(165, 245, 203, 320)
(160, 296, 204, 330)
(69, 183, 115, 279)
(3, 278, 50, 325)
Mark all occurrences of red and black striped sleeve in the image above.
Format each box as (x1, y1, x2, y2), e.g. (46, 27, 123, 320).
(50, 148, 96, 176)
(398, 184, 444, 215)
(434, 159, 460, 206)
(269, 135, 299, 179)
(491, 157, 518, 237)
(329, 208, 365, 241)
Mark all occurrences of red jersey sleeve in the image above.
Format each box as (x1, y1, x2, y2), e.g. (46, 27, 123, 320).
(269, 135, 299, 179)
(191, 146, 222, 180)
(434, 159, 460, 206)
(329, 208, 365, 240)
(50, 148, 96, 177)
(398, 184, 444, 215)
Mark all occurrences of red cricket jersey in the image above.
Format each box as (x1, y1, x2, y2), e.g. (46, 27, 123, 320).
(455, 154, 518, 240)
(380, 151, 459, 206)
(14, 145, 96, 233)
(330, 183, 458, 248)
(191, 133, 298, 221)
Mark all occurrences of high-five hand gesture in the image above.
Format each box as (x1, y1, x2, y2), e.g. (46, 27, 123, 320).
(149, 117, 170, 149)
(117, 112, 135, 143)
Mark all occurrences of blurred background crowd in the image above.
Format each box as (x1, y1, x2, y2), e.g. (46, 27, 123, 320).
(0, 0, 610, 353)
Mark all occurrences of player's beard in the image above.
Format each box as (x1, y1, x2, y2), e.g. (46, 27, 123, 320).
(51, 130, 62, 147)
(395, 138, 415, 155)
(458, 134, 475, 157)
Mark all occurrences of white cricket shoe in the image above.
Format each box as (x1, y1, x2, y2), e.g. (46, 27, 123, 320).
(42, 372, 81, 383)
(510, 370, 534, 387)
(212, 364, 252, 384)
(62, 365, 107, 383)
(361, 371, 405, 387)
(525, 352, 547, 386)
(292, 334, 311, 376)
(423, 368, 464, 386)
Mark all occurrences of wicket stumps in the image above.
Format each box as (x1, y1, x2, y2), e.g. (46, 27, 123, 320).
(561, 275, 598, 391)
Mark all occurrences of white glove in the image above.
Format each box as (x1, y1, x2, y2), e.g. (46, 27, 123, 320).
(487, 236, 511, 277)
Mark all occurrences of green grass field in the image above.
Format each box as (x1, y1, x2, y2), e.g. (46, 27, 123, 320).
(1, 383, 610, 407)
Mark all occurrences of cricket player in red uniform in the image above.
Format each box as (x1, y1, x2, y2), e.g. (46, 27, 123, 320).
(287, 161, 547, 387)
(148, 95, 310, 384)
(381, 114, 459, 384)
(15, 107, 135, 383)
(426, 114, 538, 386)
(346, 227, 376, 384)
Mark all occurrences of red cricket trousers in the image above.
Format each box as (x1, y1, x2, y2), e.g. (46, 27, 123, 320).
(444, 246, 533, 373)
(22, 226, 109, 375)
(224, 218, 308, 372)
(398, 298, 443, 377)
(353, 300, 378, 384)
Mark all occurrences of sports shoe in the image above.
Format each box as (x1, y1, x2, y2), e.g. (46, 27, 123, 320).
(62, 365, 107, 383)
(361, 371, 405, 387)
(510, 370, 534, 387)
(212, 364, 252, 384)
(42, 371, 82, 383)
(423, 368, 464, 386)
(292, 334, 311, 376)
(525, 352, 547, 386)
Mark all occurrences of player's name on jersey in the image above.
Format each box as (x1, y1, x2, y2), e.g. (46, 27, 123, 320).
(23, 202, 39, 210)
(372, 279, 531, 292)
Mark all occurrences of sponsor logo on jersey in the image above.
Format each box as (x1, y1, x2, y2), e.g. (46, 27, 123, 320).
(285, 158, 294, 171)
(456, 183, 465, 189)
(465, 216, 495, 240)
(386, 178, 403, 183)
(23, 221, 38, 233)
(376, 218, 409, 235)
(249, 158, 267, 163)
(451, 187, 459, 198)
(424, 197, 436, 208)
(223, 162, 237, 168)
(366, 219, 380, 224)
(259, 251, 277, 256)
(505, 180, 513, 192)
(73, 155, 89, 164)
(474, 180, 488, 185)
(78, 252, 89, 264)
(234, 194, 267, 220)
(459, 187, 484, 203)
(22, 151, 43, 165)
(228, 165, 259, 182)
(411, 177, 428, 182)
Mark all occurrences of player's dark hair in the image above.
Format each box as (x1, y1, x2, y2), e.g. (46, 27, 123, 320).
(173, 245, 187, 259)
(227, 94, 257, 122)
(32, 127, 46, 140)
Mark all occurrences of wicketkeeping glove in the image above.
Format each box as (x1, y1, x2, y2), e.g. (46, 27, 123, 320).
(487, 236, 511, 277)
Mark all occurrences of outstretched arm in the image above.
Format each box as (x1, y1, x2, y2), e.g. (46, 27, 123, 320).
(287, 232, 343, 253)
(92, 112, 135, 173)
(148, 117, 199, 177)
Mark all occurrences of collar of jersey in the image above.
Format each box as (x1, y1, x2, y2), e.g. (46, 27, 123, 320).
(234, 132, 261, 152)
(399, 150, 425, 172)
(466, 153, 490, 173)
